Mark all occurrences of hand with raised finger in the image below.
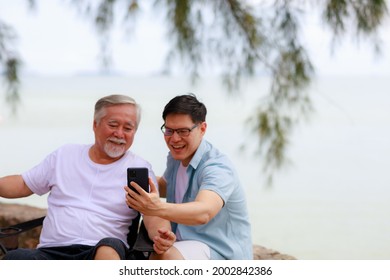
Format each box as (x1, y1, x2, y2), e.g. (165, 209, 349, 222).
(153, 228, 176, 254)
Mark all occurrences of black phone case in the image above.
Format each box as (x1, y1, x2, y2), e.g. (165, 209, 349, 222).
(127, 167, 149, 194)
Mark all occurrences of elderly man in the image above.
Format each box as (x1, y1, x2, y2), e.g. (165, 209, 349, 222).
(0, 94, 175, 260)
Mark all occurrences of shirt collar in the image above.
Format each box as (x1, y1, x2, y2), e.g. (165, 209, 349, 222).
(188, 138, 207, 170)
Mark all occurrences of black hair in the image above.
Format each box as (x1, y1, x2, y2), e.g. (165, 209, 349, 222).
(162, 93, 207, 123)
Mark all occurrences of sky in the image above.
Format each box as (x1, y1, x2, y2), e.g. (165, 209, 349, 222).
(0, 0, 389, 78)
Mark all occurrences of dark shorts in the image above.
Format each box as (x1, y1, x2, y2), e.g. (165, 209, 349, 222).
(2, 237, 128, 260)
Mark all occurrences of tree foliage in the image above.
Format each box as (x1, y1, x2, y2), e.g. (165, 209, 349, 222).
(0, 20, 21, 114)
(0, 0, 388, 185)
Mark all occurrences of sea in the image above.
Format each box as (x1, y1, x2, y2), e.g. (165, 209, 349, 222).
(1, 75, 389, 260)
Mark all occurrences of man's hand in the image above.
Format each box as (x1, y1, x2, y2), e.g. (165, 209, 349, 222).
(152, 228, 176, 254)
(125, 178, 162, 215)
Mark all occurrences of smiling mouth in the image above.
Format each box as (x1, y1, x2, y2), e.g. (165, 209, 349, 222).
(171, 144, 185, 150)
(108, 138, 126, 145)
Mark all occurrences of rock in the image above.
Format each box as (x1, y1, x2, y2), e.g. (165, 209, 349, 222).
(1, 203, 296, 260)
(0, 203, 47, 223)
(252, 244, 296, 260)
(0, 203, 46, 256)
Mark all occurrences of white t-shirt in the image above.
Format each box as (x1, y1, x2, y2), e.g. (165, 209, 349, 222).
(22, 144, 156, 248)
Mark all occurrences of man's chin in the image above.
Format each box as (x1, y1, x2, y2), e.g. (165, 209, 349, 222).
(104, 146, 126, 158)
(170, 152, 184, 161)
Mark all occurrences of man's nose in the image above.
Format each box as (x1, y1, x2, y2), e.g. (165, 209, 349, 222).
(113, 127, 125, 137)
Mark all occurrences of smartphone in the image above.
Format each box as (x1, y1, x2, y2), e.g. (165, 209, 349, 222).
(127, 167, 149, 194)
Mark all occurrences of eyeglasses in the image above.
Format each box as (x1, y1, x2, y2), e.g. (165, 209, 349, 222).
(160, 123, 199, 137)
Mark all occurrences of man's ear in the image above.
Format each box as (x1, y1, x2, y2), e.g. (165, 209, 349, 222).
(200, 122, 207, 135)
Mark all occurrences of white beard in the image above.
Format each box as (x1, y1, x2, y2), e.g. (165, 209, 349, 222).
(104, 138, 126, 158)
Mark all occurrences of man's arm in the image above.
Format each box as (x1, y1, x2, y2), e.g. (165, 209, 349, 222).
(142, 215, 171, 240)
(151, 190, 223, 225)
(140, 177, 175, 254)
(143, 213, 176, 254)
(126, 179, 224, 226)
(0, 175, 33, 198)
(157, 176, 167, 198)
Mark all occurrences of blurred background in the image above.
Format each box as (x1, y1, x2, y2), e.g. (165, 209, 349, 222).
(1, 0, 389, 259)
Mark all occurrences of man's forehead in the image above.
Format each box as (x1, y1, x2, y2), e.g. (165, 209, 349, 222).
(107, 118, 135, 126)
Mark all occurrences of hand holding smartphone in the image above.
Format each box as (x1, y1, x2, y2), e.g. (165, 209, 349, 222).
(127, 167, 149, 194)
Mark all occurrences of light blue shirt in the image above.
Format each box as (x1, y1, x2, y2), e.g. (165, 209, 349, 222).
(163, 139, 253, 259)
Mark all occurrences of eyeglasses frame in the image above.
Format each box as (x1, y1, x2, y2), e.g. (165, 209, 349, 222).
(160, 123, 199, 137)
